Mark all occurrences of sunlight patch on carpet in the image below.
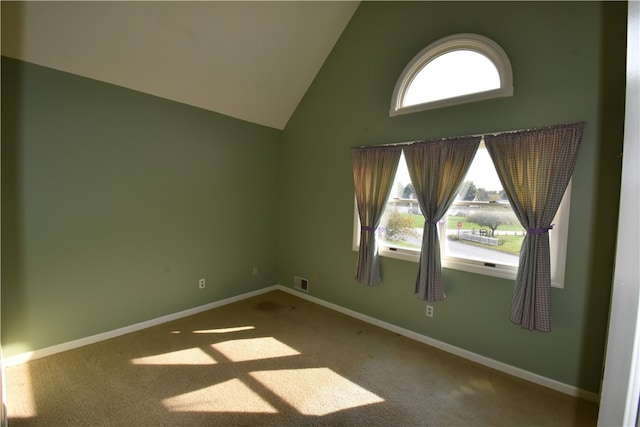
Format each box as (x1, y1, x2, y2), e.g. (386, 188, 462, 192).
(192, 326, 255, 334)
(250, 368, 385, 416)
(162, 378, 278, 413)
(211, 337, 300, 362)
(6, 364, 38, 417)
(451, 377, 497, 398)
(130, 347, 217, 365)
(469, 378, 496, 392)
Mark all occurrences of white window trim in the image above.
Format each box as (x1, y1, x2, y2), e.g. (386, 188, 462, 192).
(352, 180, 571, 288)
(390, 33, 514, 116)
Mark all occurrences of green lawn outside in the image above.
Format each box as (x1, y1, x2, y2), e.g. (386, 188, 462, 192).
(405, 213, 525, 233)
(447, 234, 524, 255)
(400, 213, 525, 255)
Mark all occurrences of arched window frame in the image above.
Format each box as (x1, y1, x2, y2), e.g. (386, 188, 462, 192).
(390, 33, 514, 116)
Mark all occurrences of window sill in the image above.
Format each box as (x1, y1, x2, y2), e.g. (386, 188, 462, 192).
(378, 245, 517, 281)
(372, 245, 563, 288)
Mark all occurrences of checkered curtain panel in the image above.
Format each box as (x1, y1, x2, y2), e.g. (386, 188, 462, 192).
(484, 122, 585, 332)
(403, 136, 481, 301)
(352, 146, 402, 285)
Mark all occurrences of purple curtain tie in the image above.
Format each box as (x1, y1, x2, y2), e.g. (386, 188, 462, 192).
(361, 225, 377, 232)
(527, 224, 554, 234)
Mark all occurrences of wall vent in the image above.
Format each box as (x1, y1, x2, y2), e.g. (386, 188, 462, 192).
(294, 276, 309, 292)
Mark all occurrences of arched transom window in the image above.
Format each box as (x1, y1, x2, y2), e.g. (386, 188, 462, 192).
(390, 33, 513, 116)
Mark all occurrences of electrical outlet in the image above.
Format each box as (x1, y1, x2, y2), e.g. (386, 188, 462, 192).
(426, 305, 434, 317)
(252, 267, 259, 276)
(199, 278, 206, 289)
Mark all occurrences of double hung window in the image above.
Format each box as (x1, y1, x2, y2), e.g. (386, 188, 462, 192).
(355, 147, 570, 287)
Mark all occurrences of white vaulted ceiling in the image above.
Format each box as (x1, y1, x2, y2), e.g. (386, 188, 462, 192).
(1, 1, 359, 129)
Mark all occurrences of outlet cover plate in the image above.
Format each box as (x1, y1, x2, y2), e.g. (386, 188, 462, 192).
(426, 305, 434, 317)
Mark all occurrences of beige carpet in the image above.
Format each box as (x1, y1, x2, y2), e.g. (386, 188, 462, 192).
(6, 290, 597, 426)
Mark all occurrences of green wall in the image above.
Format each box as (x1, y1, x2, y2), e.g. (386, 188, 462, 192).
(278, 1, 627, 394)
(1, 57, 281, 356)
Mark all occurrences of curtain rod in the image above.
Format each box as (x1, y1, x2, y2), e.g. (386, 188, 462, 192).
(358, 133, 487, 148)
(354, 121, 586, 149)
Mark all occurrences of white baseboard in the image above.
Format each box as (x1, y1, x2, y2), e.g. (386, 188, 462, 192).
(4, 283, 599, 403)
(3, 287, 276, 367)
(274, 285, 600, 403)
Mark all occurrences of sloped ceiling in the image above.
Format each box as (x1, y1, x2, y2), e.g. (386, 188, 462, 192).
(1, 1, 359, 129)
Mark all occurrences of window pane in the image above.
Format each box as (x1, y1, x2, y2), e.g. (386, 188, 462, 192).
(403, 50, 500, 107)
(444, 203, 523, 267)
(443, 145, 524, 266)
(378, 149, 525, 268)
(379, 153, 422, 251)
